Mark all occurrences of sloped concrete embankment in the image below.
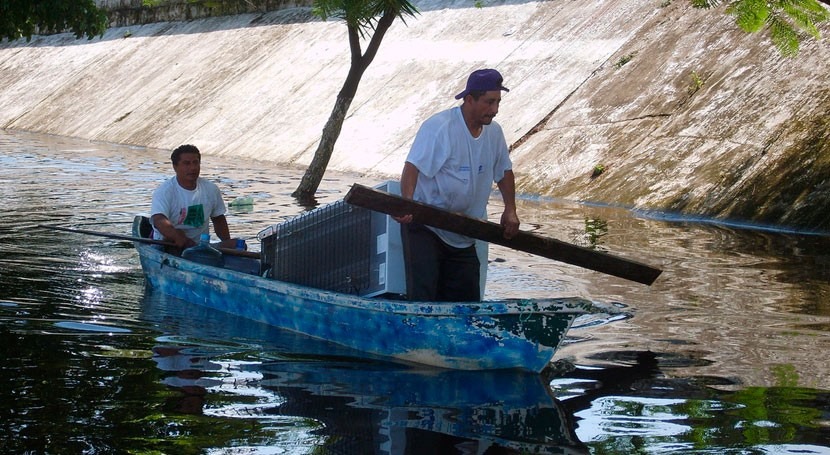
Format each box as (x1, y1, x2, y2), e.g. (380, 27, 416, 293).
(0, 0, 828, 230)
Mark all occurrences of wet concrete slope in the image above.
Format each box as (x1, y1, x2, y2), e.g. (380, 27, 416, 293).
(0, 0, 827, 229)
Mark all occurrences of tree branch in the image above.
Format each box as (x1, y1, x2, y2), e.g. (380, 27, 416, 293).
(347, 24, 362, 65)
(362, 10, 397, 64)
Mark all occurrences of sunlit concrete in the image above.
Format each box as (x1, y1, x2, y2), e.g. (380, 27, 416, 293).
(0, 0, 827, 227)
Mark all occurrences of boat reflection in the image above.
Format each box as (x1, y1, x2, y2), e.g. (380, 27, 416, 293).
(257, 361, 588, 454)
(141, 287, 588, 454)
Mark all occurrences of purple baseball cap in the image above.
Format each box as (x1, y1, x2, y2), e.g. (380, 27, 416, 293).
(454, 69, 510, 100)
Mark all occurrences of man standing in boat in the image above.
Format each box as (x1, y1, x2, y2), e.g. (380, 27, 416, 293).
(395, 69, 520, 302)
(150, 144, 236, 252)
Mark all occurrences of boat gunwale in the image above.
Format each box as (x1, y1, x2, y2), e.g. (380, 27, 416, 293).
(132, 218, 591, 319)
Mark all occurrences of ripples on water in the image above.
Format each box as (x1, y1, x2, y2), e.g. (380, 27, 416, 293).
(1, 130, 829, 454)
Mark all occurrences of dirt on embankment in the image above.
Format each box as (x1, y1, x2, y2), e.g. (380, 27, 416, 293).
(1, 0, 828, 230)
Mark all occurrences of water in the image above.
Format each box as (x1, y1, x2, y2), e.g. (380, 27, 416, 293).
(1, 129, 829, 454)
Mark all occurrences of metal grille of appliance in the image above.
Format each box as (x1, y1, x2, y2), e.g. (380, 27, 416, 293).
(259, 200, 374, 295)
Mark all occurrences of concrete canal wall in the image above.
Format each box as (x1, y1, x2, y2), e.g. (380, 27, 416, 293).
(1, 0, 828, 230)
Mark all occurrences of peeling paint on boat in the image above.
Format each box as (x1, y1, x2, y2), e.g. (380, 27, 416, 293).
(133, 217, 590, 372)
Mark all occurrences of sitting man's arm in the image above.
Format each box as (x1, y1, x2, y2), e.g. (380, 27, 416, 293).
(151, 214, 195, 249)
(211, 215, 236, 248)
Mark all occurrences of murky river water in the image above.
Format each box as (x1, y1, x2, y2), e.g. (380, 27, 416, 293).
(1, 129, 829, 454)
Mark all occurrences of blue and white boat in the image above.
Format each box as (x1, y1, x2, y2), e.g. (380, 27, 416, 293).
(132, 204, 592, 372)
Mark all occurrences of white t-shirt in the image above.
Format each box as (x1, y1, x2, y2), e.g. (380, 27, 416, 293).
(150, 176, 227, 242)
(406, 106, 512, 248)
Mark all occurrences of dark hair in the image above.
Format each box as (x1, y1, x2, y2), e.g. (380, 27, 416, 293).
(467, 90, 486, 100)
(170, 144, 200, 165)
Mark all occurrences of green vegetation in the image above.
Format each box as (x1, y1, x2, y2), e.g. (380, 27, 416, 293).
(614, 53, 637, 69)
(691, 0, 829, 56)
(688, 70, 705, 95)
(0, 0, 107, 41)
(591, 164, 607, 178)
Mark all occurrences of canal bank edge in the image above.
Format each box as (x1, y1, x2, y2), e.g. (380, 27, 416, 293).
(1, 0, 828, 231)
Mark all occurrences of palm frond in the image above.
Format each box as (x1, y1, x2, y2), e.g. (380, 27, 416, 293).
(768, 15, 801, 55)
(314, 0, 418, 39)
(691, 0, 720, 8)
(726, 0, 769, 33)
(691, 0, 827, 56)
(777, 0, 828, 37)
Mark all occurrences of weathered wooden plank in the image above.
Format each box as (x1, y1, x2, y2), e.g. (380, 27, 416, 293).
(344, 183, 662, 285)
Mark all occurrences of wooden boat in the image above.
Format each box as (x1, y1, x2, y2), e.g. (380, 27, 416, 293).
(131, 215, 592, 373)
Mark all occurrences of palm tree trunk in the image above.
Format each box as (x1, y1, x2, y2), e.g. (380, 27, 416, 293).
(292, 93, 354, 202)
(291, 10, 398, 201)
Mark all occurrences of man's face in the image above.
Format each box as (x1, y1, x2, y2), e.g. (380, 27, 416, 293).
(173, 152, 201, 188)
(469, 91, 502, 126)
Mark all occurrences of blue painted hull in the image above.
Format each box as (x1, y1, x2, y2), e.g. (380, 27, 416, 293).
(133, 217, 590, 372)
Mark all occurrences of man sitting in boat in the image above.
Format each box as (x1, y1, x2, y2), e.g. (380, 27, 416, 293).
(150, 144, 239, 253)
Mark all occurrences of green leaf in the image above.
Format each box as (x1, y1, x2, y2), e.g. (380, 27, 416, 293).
(769, 15, 801, 56)
(312, 0, 418, 38)
(727, 0, 770, 33)
(779, 0, 827, 38)
(691, 0, 719, 7)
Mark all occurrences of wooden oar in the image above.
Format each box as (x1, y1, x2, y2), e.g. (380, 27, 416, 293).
(37, 224, 261, 259)
(344, 183, 662, 286)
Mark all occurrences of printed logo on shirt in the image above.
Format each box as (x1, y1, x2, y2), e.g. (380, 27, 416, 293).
(478, 164, 484, 174)
(182, 204, 205, 228)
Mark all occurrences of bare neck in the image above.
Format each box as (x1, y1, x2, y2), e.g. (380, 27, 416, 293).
(460, 104, 482, 138)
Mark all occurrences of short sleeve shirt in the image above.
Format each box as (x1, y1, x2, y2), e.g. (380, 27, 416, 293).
(150, 176, 227, 242)
(406, 106, 512, 248)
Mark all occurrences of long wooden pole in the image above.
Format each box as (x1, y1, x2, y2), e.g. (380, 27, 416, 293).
(344, 183, 662, 285)
(37, 224, 261, 259)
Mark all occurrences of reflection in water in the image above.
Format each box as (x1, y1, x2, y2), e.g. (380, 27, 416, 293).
(256, 362, 586, 454)
(582, 217, 608, 249)
(552, 350, 830, 454)
(152, 345, 225, 415)
(143, 288, 587, 454)
(1, 130, 829, 453)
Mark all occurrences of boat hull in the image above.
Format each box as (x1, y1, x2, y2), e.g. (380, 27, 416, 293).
(133, 217, 589, 372)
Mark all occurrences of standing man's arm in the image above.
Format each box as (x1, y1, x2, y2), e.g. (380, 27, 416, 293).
(394, 162, 420, 224)
(400, 162, 419, 199)
(497, 170, 519, 239)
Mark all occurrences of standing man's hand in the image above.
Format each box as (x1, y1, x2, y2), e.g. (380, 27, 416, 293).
(393, 214, 414, 224)
(501, 209, 520, 239)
